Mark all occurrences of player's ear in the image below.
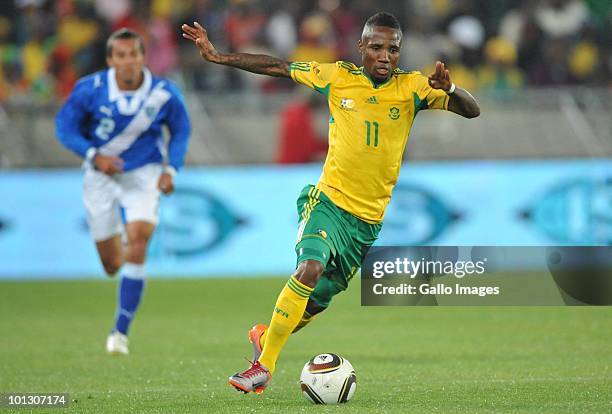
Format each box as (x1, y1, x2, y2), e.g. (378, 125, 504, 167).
(357, 38, 364, 54)
(106, 56, 112, 67)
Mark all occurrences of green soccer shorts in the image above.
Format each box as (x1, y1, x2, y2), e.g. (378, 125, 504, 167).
(295, 185, 382, 308)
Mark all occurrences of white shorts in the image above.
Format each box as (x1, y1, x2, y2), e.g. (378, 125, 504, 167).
(83, 163, 162, 241)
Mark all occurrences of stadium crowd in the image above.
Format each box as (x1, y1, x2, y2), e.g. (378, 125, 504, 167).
(0, 0, 609, 103)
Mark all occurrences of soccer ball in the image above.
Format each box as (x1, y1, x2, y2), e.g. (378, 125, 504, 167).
(299, 353, 356, 404)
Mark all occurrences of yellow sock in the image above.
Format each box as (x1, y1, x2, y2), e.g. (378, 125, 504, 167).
(258, 329, 267, 349)
(258, 275, 313, 373)
(259, 310, 315, 349)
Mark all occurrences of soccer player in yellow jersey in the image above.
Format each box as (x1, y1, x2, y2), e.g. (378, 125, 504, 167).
(182, 12, 480, 394)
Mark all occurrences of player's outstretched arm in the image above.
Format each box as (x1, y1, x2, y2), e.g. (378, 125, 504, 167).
(428, 61, 480, 119)
(182, 22, 290, 78)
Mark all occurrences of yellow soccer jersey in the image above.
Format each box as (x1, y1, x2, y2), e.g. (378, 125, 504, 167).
(289, 61, 450, 223)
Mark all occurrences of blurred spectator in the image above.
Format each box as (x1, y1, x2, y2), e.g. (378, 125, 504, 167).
(54, 2, 103, 97)
(94, 0, 131, 25)
(146, 0, 178, 75)
(567, 39, 599, 82)
(180, 0, 226, 91)
(108, 0, 146, 33)
(14, 0, 54, 45)
(276, 90, 328, 164)
(515, 18, 547, 85)
(542, 38, 572, 84)
(0, 16, 16, 101)
(447, 15, 485, 67)
(49, 41, 78, 99)
(57, 3, 100, 64)
(265, 2, 298, 58)
(500, 0, 539, 47)
(327, 0, 360, 61)
(291, 12, 338, 63)
(408, 0, 453, 22)
(478, 37, 524, 91)
(400, 12, 457, 73)
(224, 1, 266, 89)
(534, 0, 590, 39)
(0, 0, 609, 103)
(225, 1, 266, 52)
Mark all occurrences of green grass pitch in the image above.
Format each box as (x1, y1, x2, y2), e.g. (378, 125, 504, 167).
(1, 278, 610, 413)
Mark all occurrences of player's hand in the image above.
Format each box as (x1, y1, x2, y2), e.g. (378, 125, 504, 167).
(428, 61, 452, 92)
(94, 154, 123, 175)
(158, 173, 174, 195)
(181, 22, 220, 63)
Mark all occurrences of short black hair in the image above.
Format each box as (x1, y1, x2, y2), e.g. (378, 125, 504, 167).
(364, 12, 402, 32)
(106, 28, 145, 57)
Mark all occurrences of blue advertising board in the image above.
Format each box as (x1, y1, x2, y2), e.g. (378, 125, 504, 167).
(0, 160, 610, 279)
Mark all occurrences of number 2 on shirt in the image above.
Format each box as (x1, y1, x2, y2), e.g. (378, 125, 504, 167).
(95, 118, 116, 141)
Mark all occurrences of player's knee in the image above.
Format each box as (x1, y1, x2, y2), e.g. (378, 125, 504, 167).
(294, 260, 324, 288)
(127, 237, 148, 260)
(102, 258, 123, 276)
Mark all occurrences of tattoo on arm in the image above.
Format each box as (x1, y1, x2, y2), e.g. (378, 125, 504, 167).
(218, 53, 290, 78)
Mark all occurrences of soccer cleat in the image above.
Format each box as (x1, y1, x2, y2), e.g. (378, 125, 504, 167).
(228, 361, 272, 394)
(248, 324, 268, 361)
(106, 331, 129, 355)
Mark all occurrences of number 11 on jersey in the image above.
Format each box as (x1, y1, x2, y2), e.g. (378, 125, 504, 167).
(365, 120, 379, 148)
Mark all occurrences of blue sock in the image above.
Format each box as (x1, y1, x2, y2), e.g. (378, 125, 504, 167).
(114, 263, 145, 335)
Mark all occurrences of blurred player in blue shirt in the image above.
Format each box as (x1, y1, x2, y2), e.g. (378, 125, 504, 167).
(55, 28, 191, 355)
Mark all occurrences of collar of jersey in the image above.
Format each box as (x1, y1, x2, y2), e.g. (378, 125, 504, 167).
(107, 67, 152, 102)
(360, 66, 393, 89)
